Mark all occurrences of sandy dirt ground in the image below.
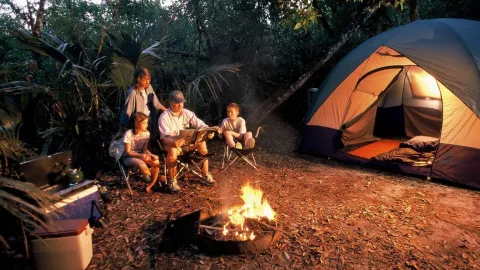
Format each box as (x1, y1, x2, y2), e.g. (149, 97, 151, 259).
(87, 119, 480, 270)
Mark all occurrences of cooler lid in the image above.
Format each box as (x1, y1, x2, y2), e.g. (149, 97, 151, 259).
(33, 219, 89, 238)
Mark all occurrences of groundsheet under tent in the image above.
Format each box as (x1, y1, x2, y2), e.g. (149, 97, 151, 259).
(347, 139, 403, 159)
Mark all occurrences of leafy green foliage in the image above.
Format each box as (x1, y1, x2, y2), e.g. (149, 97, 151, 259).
(351, 0, 405, 9)
(0, 0, 477, 130)
(279, 0, 320, 30)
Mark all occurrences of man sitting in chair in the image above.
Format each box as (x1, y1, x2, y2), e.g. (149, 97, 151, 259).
(158, 90, 217, 192)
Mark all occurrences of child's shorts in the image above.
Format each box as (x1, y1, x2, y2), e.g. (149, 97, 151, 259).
(123, 157, 147, 168)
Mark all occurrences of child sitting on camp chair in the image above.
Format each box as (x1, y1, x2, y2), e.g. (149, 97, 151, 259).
(219, 103, 255, 149)
(123, 112, 162, 193)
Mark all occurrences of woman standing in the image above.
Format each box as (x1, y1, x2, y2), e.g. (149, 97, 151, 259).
(118, 67, 167, 138)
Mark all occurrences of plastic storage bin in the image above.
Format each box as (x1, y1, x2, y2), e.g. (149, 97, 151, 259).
(32, 219, 94, 270)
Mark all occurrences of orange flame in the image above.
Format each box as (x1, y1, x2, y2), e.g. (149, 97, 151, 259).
(222, 183, 276, 240)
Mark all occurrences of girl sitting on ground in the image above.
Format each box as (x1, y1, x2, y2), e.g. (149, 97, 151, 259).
(220, 103, 255, 149)
(123, 112, 162, 192)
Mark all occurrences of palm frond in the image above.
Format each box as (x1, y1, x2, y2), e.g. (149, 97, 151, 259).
(92, 56, 108, 70)
(10, 28, 69, 65)
(106, 30, 142, 64)
(42, 31, 67, 46)
(0, 178, 60, 210)
(0, 81, 51, 95)
(0, 176, 62, 248)
(111, 56, 136, 91)
(141, 40, 167, 60)
(138, 38, 169, 69)
(187, 63, 243, 102)
(0, 107, 31, 164)
(57, 60, 72, 79)
(110, 38, 169, 87)
(37, 125, 64, 138)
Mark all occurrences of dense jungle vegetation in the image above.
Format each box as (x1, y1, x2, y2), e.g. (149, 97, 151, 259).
(0, 0, 479, 255)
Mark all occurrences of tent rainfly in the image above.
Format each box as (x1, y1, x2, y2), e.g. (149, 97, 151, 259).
(301, 18, 480, 189)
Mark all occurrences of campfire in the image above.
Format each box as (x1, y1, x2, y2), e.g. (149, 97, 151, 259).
(198, 183, 280, 248)
(160, 184, 282, 254)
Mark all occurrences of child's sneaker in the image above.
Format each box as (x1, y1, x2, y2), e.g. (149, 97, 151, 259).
(245, 138, 255, 149)
(235, 142, 243, 149)
(202, 173, 216, 185)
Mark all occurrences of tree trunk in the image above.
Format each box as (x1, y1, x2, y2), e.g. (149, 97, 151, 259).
(409, 0, 419, 22)
(32, 0, 46, 38)
(247, 6, 379, 127)
(192, 0, 213, 57)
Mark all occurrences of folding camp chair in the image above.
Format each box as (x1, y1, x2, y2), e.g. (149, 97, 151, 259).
(160, 133, 216, 187)
(175, 150, 212, 185)
(117, 161, 133, 195)
(109, 138, 133, 195)
(110, 138, 166, 195)
(221, 126, 262, 171)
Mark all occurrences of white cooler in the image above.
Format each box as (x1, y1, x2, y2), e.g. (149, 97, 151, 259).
(32, 219, 94, 270)
(45, 184, 102, 224)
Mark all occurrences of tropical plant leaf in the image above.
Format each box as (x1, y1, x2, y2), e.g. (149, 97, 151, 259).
(0, 82, 51, 95)
(10, 28, 69, 65)
(187, 63, 242, 103)
(0, 176, 62, 248)
(0, 106, 32, 165)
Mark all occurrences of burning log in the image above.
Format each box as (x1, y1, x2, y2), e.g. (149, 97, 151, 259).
(199, 224, 253, 233)
(198, 184, 278, 242)
(195, 183, 283, 253)
(160, 183, 283, 254)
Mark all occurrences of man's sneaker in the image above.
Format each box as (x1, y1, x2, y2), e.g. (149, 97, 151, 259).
(168, 179, 181, 192)
(235, 142, 243, 149)
(202, 173, 216, 185)
(245, 138, 255, 149)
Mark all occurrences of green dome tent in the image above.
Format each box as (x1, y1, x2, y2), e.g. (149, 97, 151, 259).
(301, 18, 480, 189)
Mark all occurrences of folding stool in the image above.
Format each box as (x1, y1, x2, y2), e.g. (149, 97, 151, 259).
(174, 150, 212, 185)
(221, 126, 262, 171)
(222, 147, 257, 170)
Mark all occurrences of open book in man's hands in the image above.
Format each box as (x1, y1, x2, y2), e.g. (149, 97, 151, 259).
(178, 127, 218, 145)
(195, 127, 218, 143)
